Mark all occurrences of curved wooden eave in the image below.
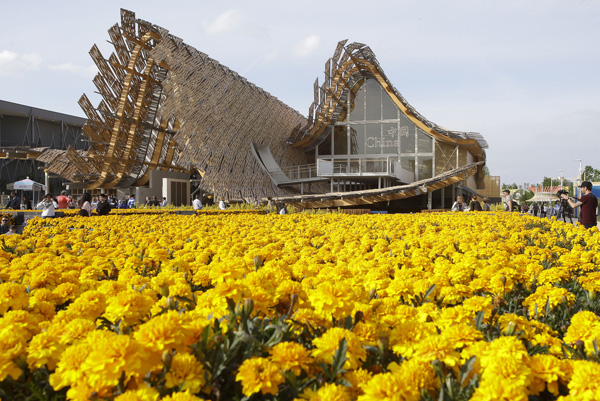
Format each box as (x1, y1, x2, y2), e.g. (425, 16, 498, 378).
(278, 162, 483, 209)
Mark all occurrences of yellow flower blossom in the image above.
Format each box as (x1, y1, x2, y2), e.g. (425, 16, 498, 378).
(164, 352, 206, 393)
(270, 341, 313, 375)
(236, 357, 284, 396)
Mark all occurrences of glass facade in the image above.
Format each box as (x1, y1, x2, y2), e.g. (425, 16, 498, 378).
(320, 77, 435, 181)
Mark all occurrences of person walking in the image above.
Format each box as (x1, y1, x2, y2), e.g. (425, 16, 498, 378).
(193, 194, 203, 210)
(78, 192, 93, 217)
(502, 190, 514, 212)
(56, 190, 70, 209)
(562, 181, 598, 229)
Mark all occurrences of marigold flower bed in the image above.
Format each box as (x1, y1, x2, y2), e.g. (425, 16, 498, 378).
(1, 212, 599, 400)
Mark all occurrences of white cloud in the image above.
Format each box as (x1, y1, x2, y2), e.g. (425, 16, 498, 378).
(0, 50, 42, 76)
(48, 63, 97, 78)
(204, 9, 245, 35)
(293, 35, 320, 58)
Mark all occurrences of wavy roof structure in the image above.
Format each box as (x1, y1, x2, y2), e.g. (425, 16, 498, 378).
(43, 9, 487, 204)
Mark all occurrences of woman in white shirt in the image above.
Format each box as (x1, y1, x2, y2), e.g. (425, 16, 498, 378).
(219, 198, 227, 210)
(451, 195, 467, 212)
(78, 192, 93, 217)
(37, 194, 58, 218)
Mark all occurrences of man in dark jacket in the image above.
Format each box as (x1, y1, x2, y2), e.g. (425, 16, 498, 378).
(96, 193, 112, 216)
(7, 192, 20, 209)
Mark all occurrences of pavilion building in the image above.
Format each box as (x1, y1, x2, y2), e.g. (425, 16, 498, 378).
(21, 9, 488, 210)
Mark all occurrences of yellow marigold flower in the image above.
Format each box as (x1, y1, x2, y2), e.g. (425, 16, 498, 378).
(270, 341, 312, 375)
(312, 327, 366, 370)
(527, 354, 562, 396)
(343, 368, 372, 399)
(80, 333, 150, 392)
(160, 393, 204, 401)
(352, 321, 379, 347)
(0, 327, 26, 381)
(78, 265, 104, 282)
(412, 334, 461, 367)
(389, 320, 436, 359)
(471, 356, 532, 401)
(292, 308, 331, 329)
(212, 281, 245, 305)
(308, 281, 357, 321)
(564, 310, 600, 353)
(523, 285, 574, 317)
(28, 264, 62, 290)
(356, 372, 404, 401)
(436, 305, 473, 327)
(27, 330, 64, 370)
(557, 360, 600, 401)
(0, 310, 39, 340)
(66, 290, 107, 320)
(0, 282, 29, 314)
(191, 265, 211, 288)
(236, 357, 284, 396)
(387, 358, 436, 400)
(310, 383, 351, 401)
(114, 386, 159, 401)
(29, 288, 58, 306)
(52, 282, 81, 305)
(133, 310, 191, 354)
(441, 323, 483, 349)
(97, 281, 128, 298)
(103, 290, 154, 327)
(57, 318, 97, 345)
(28, 300, 56, 324)
(164, 352, 206, 393)
(49, 343, 91, 391)
(208, 258, 247, 283)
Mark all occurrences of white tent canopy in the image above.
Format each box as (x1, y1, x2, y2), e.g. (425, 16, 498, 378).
(10, 177, 46, 191)
(526, 192, 559, 203)
(7, 177, 47, 207)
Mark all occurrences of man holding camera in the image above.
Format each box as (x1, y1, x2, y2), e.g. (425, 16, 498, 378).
(561, 181, 598, 229)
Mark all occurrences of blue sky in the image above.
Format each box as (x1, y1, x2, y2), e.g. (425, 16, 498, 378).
(1, 0, 599, 186)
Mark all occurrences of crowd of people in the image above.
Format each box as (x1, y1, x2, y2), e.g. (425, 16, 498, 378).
(3, 191, 171, 220)
(501, 183, 598, 229)
(451, 183, 598, 230)
(451, 195, 491, 212)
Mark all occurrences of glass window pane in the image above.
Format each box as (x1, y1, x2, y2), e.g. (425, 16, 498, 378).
(418, 156, 433, 180)
(365, 124, 382, 154)
(365, 80, 381, 121)
(417, 129, 433, 153)
(349, 126, 363, 155)
(333, 126, 348, 155)
(401, 156, 415, 172)
(349, 84, 365, 121)
(382, 90, 398, 120)
(381, 123, 400, 154)
(400, 114, 416, 153)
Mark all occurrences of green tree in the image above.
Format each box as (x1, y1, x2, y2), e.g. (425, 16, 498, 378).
(542, 177, 562, 188)
(501, 183, 518, 190)
(582, 165, 600, 182)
